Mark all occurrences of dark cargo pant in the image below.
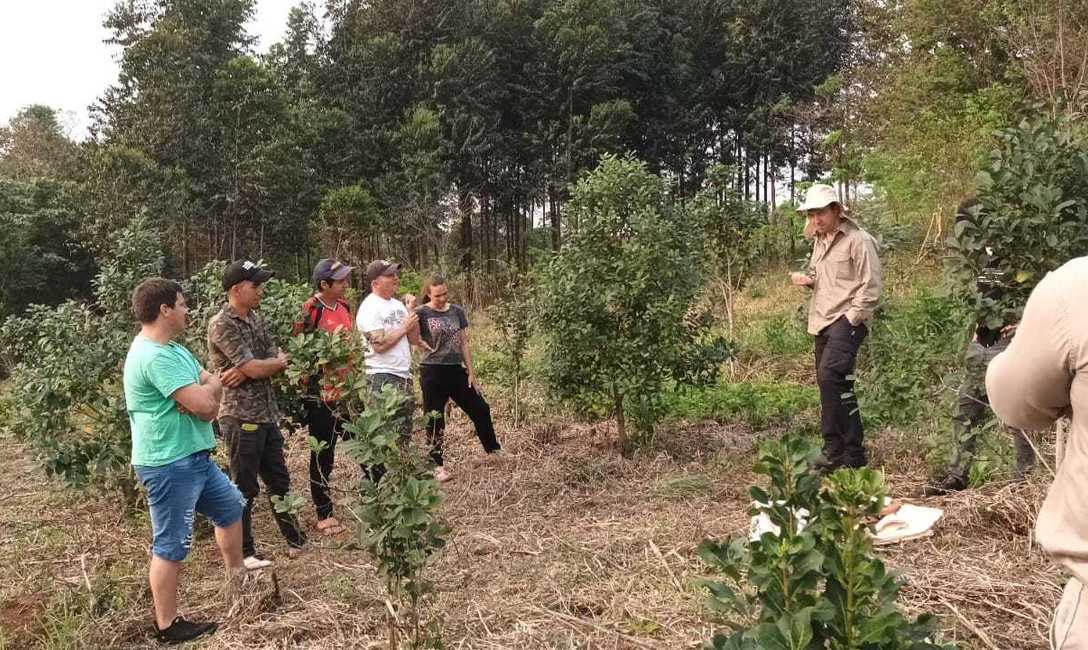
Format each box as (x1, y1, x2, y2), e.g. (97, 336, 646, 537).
(814, 315, 868, 467)
(220, 417, 306, 557)
(946, 337, 1036, 482)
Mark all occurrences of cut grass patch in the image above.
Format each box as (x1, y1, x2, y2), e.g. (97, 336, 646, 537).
(654, 473, 712, 499)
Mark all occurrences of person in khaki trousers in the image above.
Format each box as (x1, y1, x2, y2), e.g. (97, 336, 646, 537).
(985, 256, 1088, 648)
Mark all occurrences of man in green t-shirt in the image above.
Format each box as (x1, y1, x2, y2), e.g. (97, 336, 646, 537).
(124, 278, 245, 644)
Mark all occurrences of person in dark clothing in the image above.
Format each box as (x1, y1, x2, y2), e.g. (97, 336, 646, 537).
(918, 199, 1036, 496)
(292, 258, 361, 536)
(416, 274, 502, 482)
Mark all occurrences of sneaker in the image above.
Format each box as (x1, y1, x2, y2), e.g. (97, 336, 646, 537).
(434, 466, 452, 483)
(156, 615, 217, 644)
(243, 554, 272, 570)
(915, 474, 967, 498)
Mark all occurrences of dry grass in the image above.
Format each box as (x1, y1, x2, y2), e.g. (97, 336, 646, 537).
(0, 400, 1062, 649)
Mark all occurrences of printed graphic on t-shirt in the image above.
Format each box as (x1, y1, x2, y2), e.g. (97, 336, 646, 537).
(380, 307, 406, 329)
(419, 306, 468, 365)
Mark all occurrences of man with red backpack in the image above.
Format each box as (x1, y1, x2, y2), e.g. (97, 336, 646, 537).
(293, 259, 358, 537)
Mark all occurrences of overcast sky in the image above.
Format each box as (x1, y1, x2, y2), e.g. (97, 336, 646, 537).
(0, 0, 298, 139)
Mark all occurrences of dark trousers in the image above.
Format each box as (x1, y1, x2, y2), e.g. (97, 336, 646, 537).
(814, 316, 868, 467)
(220, 417, 306, 557)
(420, 364, 501, 466)
(947, 338, 1036, 481)
(304, 398, 368, 520)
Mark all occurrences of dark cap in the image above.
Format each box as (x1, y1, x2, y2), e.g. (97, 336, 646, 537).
(223, 260, 275, 291)
(365, 259, 401, 284)
(312, 258, 353, 283)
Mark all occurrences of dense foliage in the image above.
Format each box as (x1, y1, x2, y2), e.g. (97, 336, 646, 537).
(535, 155, 730, 449)
(948, 116, 1088, 329)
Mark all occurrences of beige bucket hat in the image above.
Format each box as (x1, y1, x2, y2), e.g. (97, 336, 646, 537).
(796, 183, 847, 213)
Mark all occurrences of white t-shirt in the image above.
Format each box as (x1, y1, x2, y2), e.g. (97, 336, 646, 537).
(356, 293, 411, 378)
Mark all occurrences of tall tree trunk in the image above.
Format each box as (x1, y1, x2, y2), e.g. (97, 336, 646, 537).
(613, 388, 627, 455)
(770, 160, 777, 209)
(735, 134, 743, 192)
(182, 220, 190, 277)
(459, 190, 474, 303)
(550, 186, 561, 251)
(481, 193, 493, 275)
(789, 125, 796, 202)
(743, 146, 750, 201)
(754, 153, 760, 202)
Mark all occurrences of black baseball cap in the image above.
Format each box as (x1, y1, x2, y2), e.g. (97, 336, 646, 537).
(365, 259, 401, 283)
(312, 258, 353, 283)
(223, 260, 275, 290)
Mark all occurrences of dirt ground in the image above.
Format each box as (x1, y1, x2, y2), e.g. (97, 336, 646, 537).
(0, 404, 1061, 649)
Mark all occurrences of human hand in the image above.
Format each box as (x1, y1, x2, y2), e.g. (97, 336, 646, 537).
(468, 372, 481, 394)
(404, 294, 417, 310)
(220, 367, 247, 388)
(790, 272, 814, 287)
(276, 350, 289, 369)
(402, 311, 419, 330)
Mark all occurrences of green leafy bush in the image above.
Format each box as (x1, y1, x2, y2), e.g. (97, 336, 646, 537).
(0, 237, 316, 499)
(948, 115, 1088, 329)
(0, 217, 162, 500)
(664, 382, 818, 429)
(859, 289, 966, 428)
(535, 154, 730, 451)
(740, 314, 812, 358)
(488, 278, 532, 426)
(699, 434, 956, 649)
(284, 326, 448, 647)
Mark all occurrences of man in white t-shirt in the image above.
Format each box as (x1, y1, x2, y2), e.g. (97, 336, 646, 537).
(356, 260, 427, 447)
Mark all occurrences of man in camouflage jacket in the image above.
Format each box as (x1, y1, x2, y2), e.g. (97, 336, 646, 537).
(207, 261, 306, 569)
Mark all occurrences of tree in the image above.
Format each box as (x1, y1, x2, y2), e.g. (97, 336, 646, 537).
(948, 115, 1088, 330)
(691, 164, 767, 336)
(0, 105, 79, 180)
(0, 178, 96, 319)
(535, 154, 726, 451)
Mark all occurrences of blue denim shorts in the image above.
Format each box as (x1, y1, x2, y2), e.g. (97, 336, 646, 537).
(134, 451, 245, 561)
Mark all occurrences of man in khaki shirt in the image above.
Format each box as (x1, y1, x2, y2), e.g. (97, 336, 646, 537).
(790, 184, 882, 471)
(986, 256, 1088, 647)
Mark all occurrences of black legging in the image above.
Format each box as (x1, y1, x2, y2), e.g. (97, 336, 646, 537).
(304, 398, 375, 519)
(420, 364, 501, 466)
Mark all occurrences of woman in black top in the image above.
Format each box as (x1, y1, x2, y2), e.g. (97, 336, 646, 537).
(416, 274, 501, 481)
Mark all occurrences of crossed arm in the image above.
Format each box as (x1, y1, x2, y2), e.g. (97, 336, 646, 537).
(172, 370, 223, 421)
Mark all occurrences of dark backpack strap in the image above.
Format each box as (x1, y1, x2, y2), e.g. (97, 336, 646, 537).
(309, 302, 325, 331)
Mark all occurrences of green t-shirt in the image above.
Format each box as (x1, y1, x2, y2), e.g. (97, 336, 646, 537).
(124, 336, 216, 467)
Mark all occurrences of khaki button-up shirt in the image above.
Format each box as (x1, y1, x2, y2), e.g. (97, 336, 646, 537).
(207, 303, 279, 423)
(986, 257, 1088, 584)
(806, 218, 883, 335)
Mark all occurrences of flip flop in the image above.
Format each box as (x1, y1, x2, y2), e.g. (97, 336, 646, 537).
(316, 518, 347, 536)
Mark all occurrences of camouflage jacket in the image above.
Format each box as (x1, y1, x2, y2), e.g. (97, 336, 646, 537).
(207, 303, 279, 423)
